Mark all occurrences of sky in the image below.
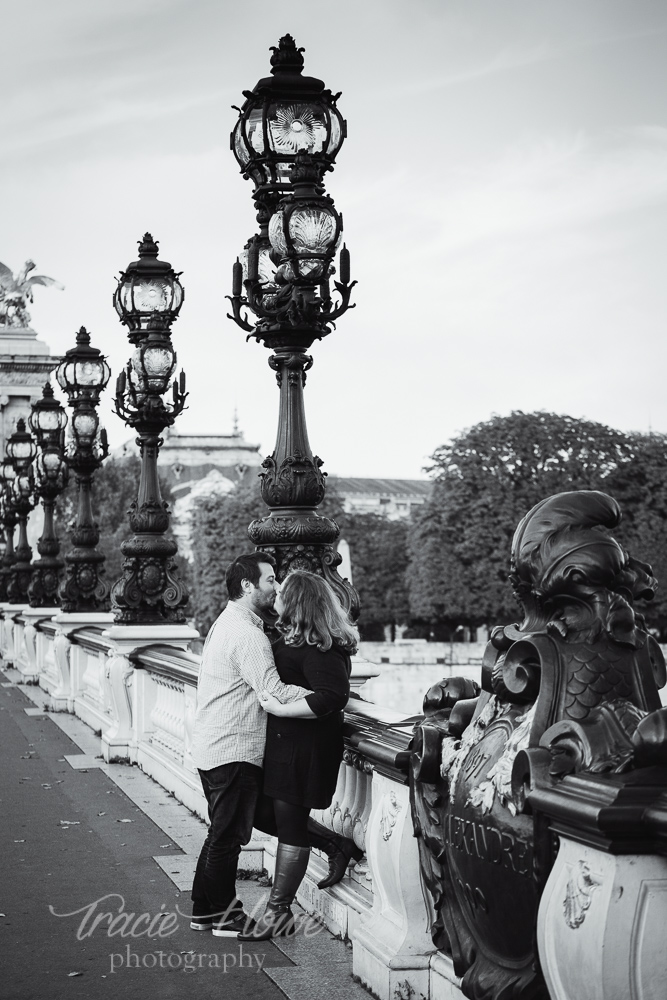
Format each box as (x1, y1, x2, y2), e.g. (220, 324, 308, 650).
(1, 0, 667, 479)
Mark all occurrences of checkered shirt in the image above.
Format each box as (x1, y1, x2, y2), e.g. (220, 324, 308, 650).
(190, 600, 310, 770)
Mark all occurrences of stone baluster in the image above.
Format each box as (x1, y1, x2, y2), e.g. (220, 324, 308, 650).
(352, 771, 437, 1000)
(21, 618, 39, 681)
(51, 629, 72, 710)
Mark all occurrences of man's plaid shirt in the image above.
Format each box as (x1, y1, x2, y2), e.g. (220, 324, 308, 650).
(190, 600, 310, 770)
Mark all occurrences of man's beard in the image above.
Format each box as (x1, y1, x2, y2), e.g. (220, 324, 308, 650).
(250, 588, 275, 615)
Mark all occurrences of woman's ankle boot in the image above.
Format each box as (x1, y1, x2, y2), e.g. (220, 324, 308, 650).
(306, 818, 364, 889)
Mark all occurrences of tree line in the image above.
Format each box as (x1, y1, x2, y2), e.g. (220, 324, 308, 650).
(55, 411, 667, 640)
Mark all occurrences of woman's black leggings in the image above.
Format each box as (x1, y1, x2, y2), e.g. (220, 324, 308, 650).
(254, 793, 310, 848)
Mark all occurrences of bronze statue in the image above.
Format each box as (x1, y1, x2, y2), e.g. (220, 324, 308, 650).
(0, 260, 64, 328)
(410, 490, 667, 999)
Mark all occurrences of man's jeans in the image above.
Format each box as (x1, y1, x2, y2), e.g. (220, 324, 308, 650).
(191, 761, 263, 918)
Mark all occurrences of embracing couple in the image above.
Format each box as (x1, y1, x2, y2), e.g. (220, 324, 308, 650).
(189, 551, 363, 940)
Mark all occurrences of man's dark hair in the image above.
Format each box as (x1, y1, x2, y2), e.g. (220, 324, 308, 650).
(226, 551, 277, 600)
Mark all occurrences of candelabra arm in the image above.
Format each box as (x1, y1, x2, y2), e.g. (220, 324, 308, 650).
(226, 294, 255, 333)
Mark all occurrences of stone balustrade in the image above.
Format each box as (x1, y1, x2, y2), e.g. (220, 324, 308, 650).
(8, 601, 663, 999)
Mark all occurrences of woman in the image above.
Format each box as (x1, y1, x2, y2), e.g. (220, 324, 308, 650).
(239, 569, 362, 941)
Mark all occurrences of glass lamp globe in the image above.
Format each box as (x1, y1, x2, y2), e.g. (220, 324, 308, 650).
(0, 459, 16, 486)
(56, 328, 111, 403)
(72, 410, 98, 446)
(36, 448, 67, 487)
(29, 383, 67, 447)
(130, 339, 177, 396)
(114, 234, 184, 340)
(12, 473, 33, 502)
(232, 35, 345, 198)
(268, 203, 340, 282)
(241, 242, 278, 287)
(6, 418, 37, 471)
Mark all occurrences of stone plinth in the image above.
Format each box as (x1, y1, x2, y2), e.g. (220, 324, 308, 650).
(0, 326, 62, 448)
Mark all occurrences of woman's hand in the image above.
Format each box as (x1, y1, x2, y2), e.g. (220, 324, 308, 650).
(259, 690, 284, 716)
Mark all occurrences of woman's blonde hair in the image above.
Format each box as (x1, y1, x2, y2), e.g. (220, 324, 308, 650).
(277, 570, 359, 654)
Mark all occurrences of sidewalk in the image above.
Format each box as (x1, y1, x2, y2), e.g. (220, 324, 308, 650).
(0, 666, 370, 1000)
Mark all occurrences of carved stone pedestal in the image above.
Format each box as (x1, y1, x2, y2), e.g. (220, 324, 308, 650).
(18, 606, 57, 682)
(352, 773, 436, 1000)
(538, 838, 667, 1000)
(50, 611, 115, 712)
(100, 624, 199, 763)
(350, 653, 380, 691)
(2, 603, 30, 672)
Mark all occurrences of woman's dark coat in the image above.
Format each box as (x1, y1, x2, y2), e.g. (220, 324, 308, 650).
(262, 637, 351, 809)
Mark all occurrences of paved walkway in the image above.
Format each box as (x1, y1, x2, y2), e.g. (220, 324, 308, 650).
(0, 666, 370, 1000)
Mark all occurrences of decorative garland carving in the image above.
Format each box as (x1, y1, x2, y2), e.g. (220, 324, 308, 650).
(259, 452, 327, 508)
(562, 861, 602, 929)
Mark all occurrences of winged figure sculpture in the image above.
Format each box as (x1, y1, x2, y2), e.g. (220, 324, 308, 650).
(0, 259, 64, 328)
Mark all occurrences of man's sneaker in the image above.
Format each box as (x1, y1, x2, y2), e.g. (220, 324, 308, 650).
(212, 910, 255, 938)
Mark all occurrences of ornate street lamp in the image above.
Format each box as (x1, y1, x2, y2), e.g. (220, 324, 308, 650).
(27, 383, 69, 607)
(4, 418, 37, 603)
(113, 232, 184, 341)
(230, 34, 348, 334)
(0, 479, 18, 602)
(112, 234, 188, 624)
(228, 39, 358, 615)
(55, 327, 111, 612)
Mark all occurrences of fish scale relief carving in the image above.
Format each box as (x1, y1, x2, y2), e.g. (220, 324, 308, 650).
(409, 490, 667, 1000)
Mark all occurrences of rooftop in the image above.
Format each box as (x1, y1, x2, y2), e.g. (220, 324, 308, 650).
(329, 477, 432, 498)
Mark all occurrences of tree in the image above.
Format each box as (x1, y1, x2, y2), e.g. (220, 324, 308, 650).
(407, 411, 638, 630)
(606, 433, 667, 639)
(341, 513, 410, 641)
(189, 481, 266, 634)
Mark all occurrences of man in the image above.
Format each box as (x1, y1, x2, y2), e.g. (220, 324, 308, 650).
(190, 552, 310, 936)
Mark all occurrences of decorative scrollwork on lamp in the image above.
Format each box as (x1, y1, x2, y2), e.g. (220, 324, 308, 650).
(228, 38, 358, 617)
(111, 234, 189, 625)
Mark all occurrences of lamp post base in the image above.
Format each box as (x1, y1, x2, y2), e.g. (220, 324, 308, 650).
(110, 533, 189, 625)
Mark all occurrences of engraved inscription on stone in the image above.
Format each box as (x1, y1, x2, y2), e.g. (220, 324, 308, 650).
(446, 813, 532, 878)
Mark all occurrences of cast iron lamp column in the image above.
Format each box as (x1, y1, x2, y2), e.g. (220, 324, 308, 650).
(4, 419, 37, 604)
(55, 327, 111, 612)
(111, 233, 188, 624)
(228, 37, 357, 614)
(27, 383, 69, 607)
